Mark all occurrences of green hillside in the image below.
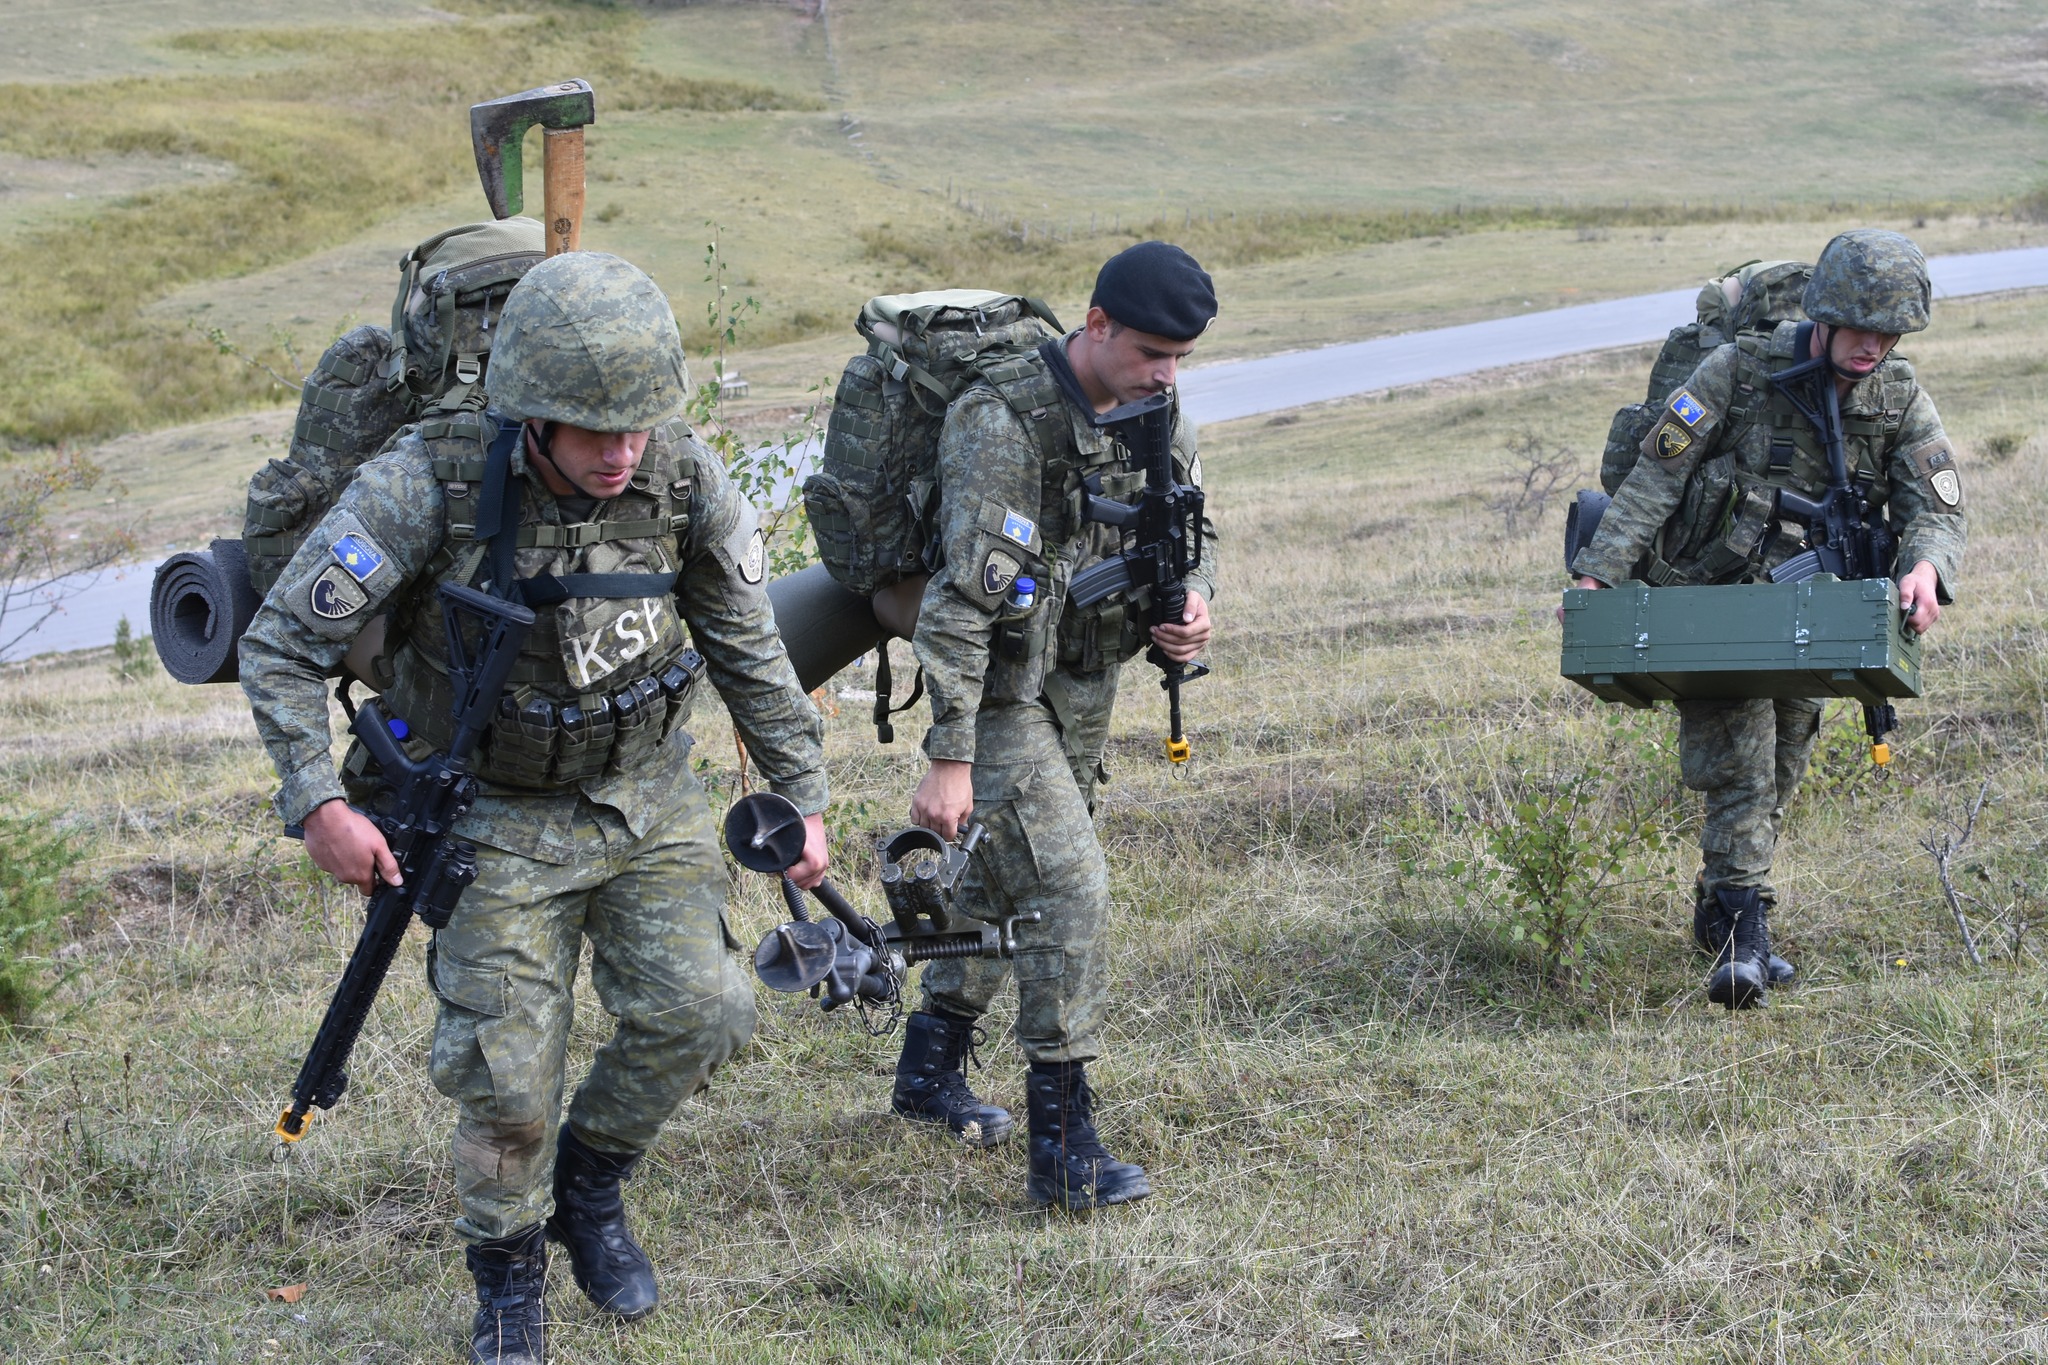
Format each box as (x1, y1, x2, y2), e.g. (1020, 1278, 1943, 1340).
(3, 0, 2046, 445)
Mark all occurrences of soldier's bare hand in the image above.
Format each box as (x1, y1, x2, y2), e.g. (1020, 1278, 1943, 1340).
(912, 759, 975, 840)
(1898, 561, 1943, 634)
(1556, 574, 1607, 625)
(303, 799, 401, 895)
(787, 812, 830, 890)
(1149, 589, 1211, 662)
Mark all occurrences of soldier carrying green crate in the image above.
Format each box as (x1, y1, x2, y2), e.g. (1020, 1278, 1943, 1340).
(1566, 229, 1968, 1009)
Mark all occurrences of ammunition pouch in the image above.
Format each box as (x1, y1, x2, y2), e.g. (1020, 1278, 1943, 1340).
(378, 644, 704, 791)
(994, 604, 1054, 664)
(983, 602, 1052, 702)
(1056, 596, 1147, 670)
(476, 647, 705, 788)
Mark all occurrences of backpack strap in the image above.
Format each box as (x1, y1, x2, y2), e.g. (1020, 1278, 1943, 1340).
(976, 351, 1072, 470)
(870, 647, 926, 744)
(385, 250, 422, 392)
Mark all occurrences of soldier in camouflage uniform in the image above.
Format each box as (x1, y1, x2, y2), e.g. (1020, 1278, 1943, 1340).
(239, 253, 829, 1364)
(893, 242, 1219, 1210)
(1571, 230, 1966, 1008)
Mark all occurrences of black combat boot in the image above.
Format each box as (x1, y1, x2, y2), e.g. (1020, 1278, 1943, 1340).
(544, 1125, 658, 1320)
(1693, 877, 1794, 985)
(891, 1010, 1013, 1148)
(1705, 885, 1773, 1010)
(1023, 1061, 1151, 1211)
(466, 1224, 548, 1365)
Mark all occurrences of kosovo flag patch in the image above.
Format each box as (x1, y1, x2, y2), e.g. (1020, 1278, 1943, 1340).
(1669, 390, 1707, 427)
(331, 532, 387, 583)
(1000, 510, 1036, 547)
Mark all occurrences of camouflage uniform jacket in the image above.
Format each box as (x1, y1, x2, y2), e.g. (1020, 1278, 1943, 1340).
(915, 381, 1218, 762)
(240, 422, 827, 862)
(1573, 320, 1967, 598)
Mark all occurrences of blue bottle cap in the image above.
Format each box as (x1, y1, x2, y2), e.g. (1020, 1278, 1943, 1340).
(387, 717, 411, 741)
(1014, 577, 1036, 594)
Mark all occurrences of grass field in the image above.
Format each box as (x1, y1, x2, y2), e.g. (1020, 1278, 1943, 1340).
(6, 2, 2048, 1360)
(5, 282, 2047, 1360)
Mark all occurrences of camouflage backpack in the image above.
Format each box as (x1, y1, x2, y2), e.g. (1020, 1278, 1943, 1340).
(1599, 259, 1811, 493)
(804, 289, 1066, 595)
(241, 217, 547, 594)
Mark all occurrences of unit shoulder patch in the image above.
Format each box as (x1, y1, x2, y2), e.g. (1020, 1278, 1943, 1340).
(1669, 390, 1708, 428)
(1906, 437, 1963, 508)
(1187, 454, 1204, 488)
(330, 531, 389, 583)
(739, 527, 766, 584)
(982, 548, 1021, 598)
(1652, 421, 1694, 461)
(308, 564, 369, 620)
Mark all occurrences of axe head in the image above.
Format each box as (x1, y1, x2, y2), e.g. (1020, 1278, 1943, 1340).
(470, 79, 596, 219)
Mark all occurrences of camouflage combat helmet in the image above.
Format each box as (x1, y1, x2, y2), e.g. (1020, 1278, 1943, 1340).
(487, 252, 690, 431)
(1801, 229, 1931, 335)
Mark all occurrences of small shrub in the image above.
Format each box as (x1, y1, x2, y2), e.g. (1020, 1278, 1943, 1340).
(0, 812, 87, 1027)
(110, 615, 157, 684)
(1978, 430, 2025, 465)
(1448, 714, 1674, 985)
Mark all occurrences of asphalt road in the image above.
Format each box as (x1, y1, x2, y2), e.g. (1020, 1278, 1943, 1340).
(1176, 244, 2048, 426)
(10, 245, 2047, 663)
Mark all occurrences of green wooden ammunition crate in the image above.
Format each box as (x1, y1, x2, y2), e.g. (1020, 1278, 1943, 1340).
(1559, 575, 1921, 708)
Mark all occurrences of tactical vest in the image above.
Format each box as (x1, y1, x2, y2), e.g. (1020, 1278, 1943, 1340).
(955, 366, 1187, 691)
(369, 417, 707, 791)
(1647, 321, 1913, 586)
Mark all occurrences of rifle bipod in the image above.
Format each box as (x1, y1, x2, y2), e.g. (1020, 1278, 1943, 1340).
(723, 794, 1034, 1032)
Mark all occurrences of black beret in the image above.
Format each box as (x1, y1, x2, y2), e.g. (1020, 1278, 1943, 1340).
(1089, 241, 1217, 342)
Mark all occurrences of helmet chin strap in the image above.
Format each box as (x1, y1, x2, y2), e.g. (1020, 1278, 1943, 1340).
(523, 419, 607, 501)
(1814, 322, 1889, 385)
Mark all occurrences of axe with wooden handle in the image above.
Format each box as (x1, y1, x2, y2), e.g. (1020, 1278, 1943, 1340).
(469, 79, 596, 256)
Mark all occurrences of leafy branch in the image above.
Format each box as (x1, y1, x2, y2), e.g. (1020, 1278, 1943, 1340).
(188, 319, 311, 395)
(686, 224, 818, 578)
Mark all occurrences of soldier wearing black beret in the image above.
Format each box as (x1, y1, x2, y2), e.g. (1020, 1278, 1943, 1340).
(883, 241, 1221, 1210)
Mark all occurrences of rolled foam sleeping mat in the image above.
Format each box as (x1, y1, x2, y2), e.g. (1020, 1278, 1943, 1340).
(766, 562, 886, 693)
(151, 538, 262, 685)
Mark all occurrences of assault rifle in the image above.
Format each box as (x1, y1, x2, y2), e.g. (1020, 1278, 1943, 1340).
(1764, 321, 1907, 762)
(727, 793, 1032, 1030)
(273, 582, 535, 1146)
(1068, 391, 1209, 764)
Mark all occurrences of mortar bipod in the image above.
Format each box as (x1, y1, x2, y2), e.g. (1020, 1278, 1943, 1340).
(724, 791, 900, 1011)
(874, 822, 1040, 960)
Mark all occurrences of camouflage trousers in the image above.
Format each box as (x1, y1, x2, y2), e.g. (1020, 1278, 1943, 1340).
(426, 784, 753, 1242)
(1676, 695, 1826, 900)
(919, 668, 1120, 1065)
